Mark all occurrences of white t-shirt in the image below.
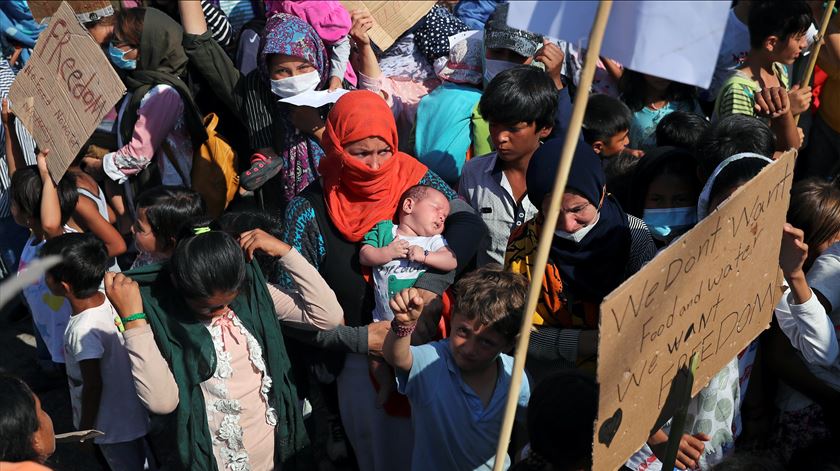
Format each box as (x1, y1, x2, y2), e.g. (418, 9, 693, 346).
(64, 297, 149, 444)
(19, 235, 72, 364)
(363, 220, 447, 322)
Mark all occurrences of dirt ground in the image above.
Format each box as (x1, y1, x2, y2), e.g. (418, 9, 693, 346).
(0, 300, 104, 470)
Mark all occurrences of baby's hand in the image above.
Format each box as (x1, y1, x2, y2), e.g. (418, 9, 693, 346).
(407, 245, 425, 263)
(387, 237, 409, 260)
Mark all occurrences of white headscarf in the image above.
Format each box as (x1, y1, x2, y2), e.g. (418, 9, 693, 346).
(697, 152, 773, 220)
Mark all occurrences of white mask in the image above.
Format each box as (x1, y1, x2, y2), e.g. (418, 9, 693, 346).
(483, 58, 519, 83)
(270, 70, 320, 98)
(554, 213, 599, 244)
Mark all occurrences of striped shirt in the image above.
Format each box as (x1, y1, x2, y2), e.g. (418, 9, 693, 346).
(0, 59, 38, 218)
(713, 62, 790, 123)
(202, 0, 234, 49)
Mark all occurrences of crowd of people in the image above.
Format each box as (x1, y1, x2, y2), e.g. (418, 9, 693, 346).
(0, 0, 839, 470)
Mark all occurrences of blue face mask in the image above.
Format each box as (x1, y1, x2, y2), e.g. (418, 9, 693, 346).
(643, 207, 697, 242)
(108, 43, 136, 70)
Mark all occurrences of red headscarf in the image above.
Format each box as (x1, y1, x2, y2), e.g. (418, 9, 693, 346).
(319, 91, 429, 242)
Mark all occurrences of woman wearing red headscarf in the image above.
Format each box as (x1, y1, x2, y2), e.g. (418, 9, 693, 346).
(281, 90, 485, 470)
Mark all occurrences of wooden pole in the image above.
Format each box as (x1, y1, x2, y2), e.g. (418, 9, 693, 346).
(660, 353, 701, 471)
(795, 0, 836, 125)
(491, 2, 613, 470)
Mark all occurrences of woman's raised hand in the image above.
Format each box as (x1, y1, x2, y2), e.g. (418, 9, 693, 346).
(104, 272, 144, 319)
(239, 228, 292, 260)
(349, 11, 374, 48)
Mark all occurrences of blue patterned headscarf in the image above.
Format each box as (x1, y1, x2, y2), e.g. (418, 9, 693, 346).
(258, 13, 328, 88)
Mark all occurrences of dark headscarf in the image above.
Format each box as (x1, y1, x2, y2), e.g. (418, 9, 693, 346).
(120, 8, 207, 147)
(527, 138, 632, 302)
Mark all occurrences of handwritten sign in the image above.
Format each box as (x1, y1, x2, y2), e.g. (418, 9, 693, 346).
(592, 150, 795, 470)
(29, 0, 113, 24)
(10, 2, 125, 182)
(340, 0, 435, 50)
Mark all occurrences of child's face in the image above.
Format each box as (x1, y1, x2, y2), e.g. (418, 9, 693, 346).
(594, 129, 630, 159)
(644, 173, 697, 210)
(402, 190, 450, 236)
(131, 208, 160, 255)
(31, 393, 55, 462)
(449, 312, 512, 374)
(489, 121, 551, 162)
(773, 32, 808, 64)
(185, 290, 239, 318)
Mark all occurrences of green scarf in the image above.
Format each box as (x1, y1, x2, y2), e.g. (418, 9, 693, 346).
(126, 260, 310, 470)
(120, 7, 207, 148)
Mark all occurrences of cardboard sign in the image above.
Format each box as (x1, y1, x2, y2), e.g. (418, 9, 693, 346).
(10, 1, 125, 182)
(592, 150, 796, 470)
(29, 0, 114, 24)
(340, 0, 435, 50)
(505, 1, 730, 89)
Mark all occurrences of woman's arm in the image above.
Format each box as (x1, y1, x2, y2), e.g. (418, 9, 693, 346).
(239, 229, 343, 329)
(180, 1, 247, 115)
(36, 150, 65, 239)
(102, 87, 184, 183)
(123, 325, 181, 414)
(104, 272, 179, 414)
(267, 247, 344, 330)
(2, 98, 25, 177)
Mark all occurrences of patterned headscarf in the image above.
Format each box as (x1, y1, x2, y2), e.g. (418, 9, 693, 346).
(258, 12, 328, 88)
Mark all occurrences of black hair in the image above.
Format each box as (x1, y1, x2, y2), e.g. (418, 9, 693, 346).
(747, 0, 813, 49)
(582, 94, 632, 145)
(398, 184, 440, 208)
(0, 375, 41, 462)
(10, 166, 78, 225)
(604, 152, 640, 208)
(217, 210, 284, 284)
(526, 371, 597, 471)
(136, 186, 206, 252)
(170, 218, 246, 301)
(710, 452, 786, 471)
(655, 111, 711, 152)
(697, 115, 775, 181)
(479, 65, 558, 129)
(626, 147, 700, 218)
(619, 69, 697, 112)
(708, 158, 770, 212)
(40, 233, 109, 299)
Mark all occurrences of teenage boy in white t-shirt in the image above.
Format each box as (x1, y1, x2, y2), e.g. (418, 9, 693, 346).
(41, 233, 149, 471)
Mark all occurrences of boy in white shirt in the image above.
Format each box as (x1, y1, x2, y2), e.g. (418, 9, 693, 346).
(41, 233, 150, 471)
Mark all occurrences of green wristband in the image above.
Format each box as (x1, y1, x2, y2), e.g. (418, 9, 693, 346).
(122, 312, 147, 323)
